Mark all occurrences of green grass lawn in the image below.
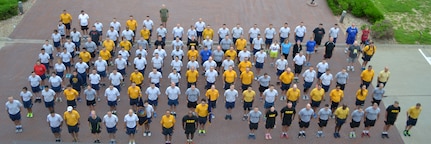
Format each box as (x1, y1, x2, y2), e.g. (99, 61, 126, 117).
(372, 0, 431, 44)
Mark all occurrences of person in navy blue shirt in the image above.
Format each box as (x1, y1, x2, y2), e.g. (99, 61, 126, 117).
(69, 71, 84, 101)
(199, 46, 212, 65)
(305, 37, 316, 66)
(345, 23, 358, 51)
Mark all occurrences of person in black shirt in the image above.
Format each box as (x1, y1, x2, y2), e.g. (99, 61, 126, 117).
(382, 101, 401, 138)
(292, 40, 302, 59)
(324, 37, 335, 59)
(312, 24, 325, 52)
(280, 102, 296, 138)
(187, 36, 199, 50)
(265, 106, 278, 140)
(89, 26, 101, 46)
(69, 71, 83, 101)
(88, 110, 102, 143)
(154, 36, 166, 49)
(182, 111, 198, 144)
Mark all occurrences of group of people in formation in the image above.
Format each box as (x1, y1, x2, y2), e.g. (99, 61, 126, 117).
(4, 4, 423, 144)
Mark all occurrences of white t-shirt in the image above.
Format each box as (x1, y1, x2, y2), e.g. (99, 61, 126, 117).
(320, 73, 333, 86)
(329, 27, 340, 38)
(270, 44, 280, 52)
(263, 89, 278, 103)
(118, 50, 130, 60)
(89, 74, 101, 84)
(187, 29, 197, 39)
(293, 55, 306, 65)
(124, 114, 139, 128)
(218, 28, 230, 38)
(302, 69, 316, 82)
(151, 57, 163, 69)
(121, 30, 134, 40)
(265, 28, 276, 39)
(109, 73, 123, 86)
(275, 59, 288, 70)
(52, 33, 61, 42)
(187, 61, 199, 69)
(238, 51, 251, 62)
(42, 44, 54, 54)
(70, 31, 82, 42)
(195, 21, 206, 32)
(172, 27, 184, 38)
(224, 89, 239, 102)
(252, 38, 264, 50)
(78, 13, 90, 26)
(145, 105, 155, 118)
(106, 30, 119, 41)
(75, 62, 89, 73)
(202, 39, 213, 50)
(153, 49, 167, 59)
(42, 89, 56, 102)
(145, 87, 161, 100)
(47, 114, 63, 127)
(170, 60, 183, 71)
(279, 27, 291, 38)
(39, 53, 50, 63)
(202, 60, 217, 71)
(156, 27, 167, 37)
(28, 75, 42, 87)
(168, 73, 181, 83)
(135, 49, 148, 57)
(64, 42, 76, 53)
(171, 50, 184, 60)
(205, 70, 218, 83)
(133, 57, 147, 70)
(316, 62, 329, 73)
(143, 20, 154, 30)
(105, 88, 120, 101)
(20, 91, 33, 102)
(254, 52, 267, 63)
(94, 23, 103, 31)
(54, 63, 66, 72)
(248, 28, 260, 39)
(110, 22, 121, 32)
(103, 114, 119, 128)
(232, 27, 244, 38)
(115, 58, 127, 70)
(294, 26, 307, 37)
(222, 59, 235, 71)
(165, 86, 181, 100)
(49, 76, 62, 87)
(5, 100, 22, 114)
(148, 72, 162, 83)
(60, 52, 72, 62)
(94, 60, 108, 72)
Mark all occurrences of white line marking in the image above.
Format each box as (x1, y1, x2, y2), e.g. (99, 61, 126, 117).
(418, 49, 431, 65)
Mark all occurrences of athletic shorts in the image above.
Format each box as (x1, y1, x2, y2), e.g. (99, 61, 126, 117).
(306, 51, 314, 55)
(350, 121, 360, 128)
(265, 38, 273, 45)
(209, 100, 217, 109)
(364, 118, 376, 127)
(185, 128, 196, 134)
(270, 51, 278, 58)
(255, 62, 264, 69)
(241, 84, 251, 91)
(126, 126, 136, 135)
(9, 112, 21, 121)
(108, 100, 117, 107)
(81, 25, 89, 30)
(265, 122, 275, 129)
(44, 100, 55, 108)
(347, 57, 357, 63)
(54, 41, 61, 48)
(384, 118, 396, 125)
(162, 127, 173, 136)
(63, 62, 71, 67)
(318, 119, 328, 127)
(86, 100, 96, 106)
(129, 98, 139, 106)
(282, 120, 292, 126)
(264, 101, 274, 109)
(249, 122, 258, 130)
(406, 117, 418, 126)
(67, 100, 77, 107)
(224, 82, 233, 90)
(51, 126, 61, 133)
(198, 116, 207, 124)
(225, 102, 235, 109)
(362, 54, 373, 62)
(64, 23, 71, 30)
(280, 83, 291, 91)
(259, 85, 268, 93)
(106, 126, 117, 133)
(31, 85, 41, 93)
(243, 101, 253, 111)
(117, 68, 126, 75)
(52, 85, 62, 92)
(331, 102, 339, 110)
(91, 84, 100, 90)
(315, 38, 322, 45)
(148, 99, 158, 106)
(311, 100, 321, 108)
(187, 101, 197, 108)
(67, 125, 79, 133)
(303, 81, 313, 89)
(299, 121, 310, 128)
(294, 64, 303, 74)
(138, 116, 149, 125)
(197, 31, 203, 37)
(322, 84, 330, 92)
(336, 118, 346, 127)
(168, 99, 179, 106)
(355, 99, 365, 106)
(276, 69, 284, 76)
(23, 100, 33, 109)
(91, 128, 101, 134)
(253, 49, 260, 55)
(216, 61, 222, 67)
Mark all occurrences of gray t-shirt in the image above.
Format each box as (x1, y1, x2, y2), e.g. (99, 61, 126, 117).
(224, 89, 238, 102)
(137, 40, 149, 49)
(299, 108, 314, 122)
(258, 76, 271, 87)
(84, 89, 97, 101)
(351, 110, 364, 122)
(248, 111, 262, 123)
(185, 88, 200, 102)
(372, 88, 385, 100)
(348, 45, 361, 58)
(318, 108, 332, 120)
(365, 107, 380, 120)
(335, 72, 349, 84)
(84, 41, 97, 53)
(220, 39, 233, 50)
(212, 50, 225, 62)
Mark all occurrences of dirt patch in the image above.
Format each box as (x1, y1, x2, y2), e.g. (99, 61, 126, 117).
(0, 0, 36, 38)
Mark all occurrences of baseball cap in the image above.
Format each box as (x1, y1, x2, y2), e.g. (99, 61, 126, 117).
(67, 106, 73, 112)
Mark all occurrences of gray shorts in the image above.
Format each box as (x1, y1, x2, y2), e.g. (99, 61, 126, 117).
(347, 57, 357, 63)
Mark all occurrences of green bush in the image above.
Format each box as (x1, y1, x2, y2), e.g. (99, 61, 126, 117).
(327, 0, 343, 15)
(351, 0, 367, 17)
(326, 0, 385, 24)
(371, 19, 394, 39)
(364, 6, 385, 23)
(0, 0, 26, 21)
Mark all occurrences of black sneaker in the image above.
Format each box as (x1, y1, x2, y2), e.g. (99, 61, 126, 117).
(228, 115, 233, 120)
(302, 133, 306, 138)
(385, 134, 390, 138)
(224, 115, 228, 120)
(298, 133, 302, 138)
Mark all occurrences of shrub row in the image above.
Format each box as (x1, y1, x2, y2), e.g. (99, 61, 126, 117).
(0, 0, 27, 21)
(326, 0, 384, 23)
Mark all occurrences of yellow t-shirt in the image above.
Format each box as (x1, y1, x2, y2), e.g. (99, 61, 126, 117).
(205, 89, 219, 101)
(99, 50, 111, 61)
(363, 45, 376, 56)
(60, 13, 72, 24)
(279, 72, 294, 84)
(130, 72, 144, 85)
(127, 86, 141, 99)
(330, 89, 344, 103)
(160, 115, 175, 128)
(361, 69, 374, 82)
(103, 40, 115, 52)
(235, 39, 247, 50)
(64, 89, 79, 101)
(242, 90, 256, 102)
(378, 70, 390, 82)
(223, 70, 237, 83)
(140, 29, 150, 39)
(334, 107, 349, 119)
(186, 70, 199, 83)
(355, 89, 368, 101)
(408, 106, 422, 119)
(195, 104, 209, 117)
(79, 52, 91, 63)
(126, 20, 138, 31)
(203, 29, 214, 40)
(224, 50, 237, 60)
(240, 71, 254, 85)
(286, 88, 300, 101)
(120, 40, 132, 51)
(64, 110, 80, 126)
(238, 61, 252, 73)
(187, 50, 199, 60)
(310, 88, 325, 101)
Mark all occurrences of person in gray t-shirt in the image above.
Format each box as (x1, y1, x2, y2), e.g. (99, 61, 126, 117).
(362, 103, 380, 137)
(212, 46, 225, 71)
(335, 69, 349, 90)
(349, 107, 364, 138)
(347, 41, 361, 71)
(84, 86, 97, 110)
(257, 73, 271, 99)
(220, 36, 233, 51)
(247, 107, 262, 139)
(185, 85, 200, 110)
(371, 83, 385, 105)
(317, 104, 332, 137)
(298, 104, 314, 138)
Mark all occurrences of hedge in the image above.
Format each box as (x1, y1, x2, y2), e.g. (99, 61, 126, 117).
(0, 0, 27, 21)
(326, 0, 384, 23)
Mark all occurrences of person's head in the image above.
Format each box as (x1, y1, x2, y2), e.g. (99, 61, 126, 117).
(210, 85, 216, 90)
(128, 109, 134, 116)
(66, 84, 72, 90)
(8, 96, 14, 103)
(170, 82, 175, 87)
(44, 86, 50, 91)
(188, 111, 193, 116)
(253, 24, 258, 28)
(269, 23, 273, 28)
(50, 110, 56, 117)
(129, 15, 134, 20)
(416, 103, 421, 109)
(351, 23, 356, 27)
(131, 82, 136, 88)
(270, 106, 275, 112)
(287, 101, 292, 108)
(329, 37, 334, 42)
(150, 83, 155, 88)
(296, 40, 301, 44)
(384, 66, 389, 72)
(269, 84, 275, 90)
(229, 85, 235, 90)
(51, 72, 57, 77)
(342, 104, 348, 110)
(286, 67, 291, 73)
(217, 46, 222, 51)
(308, 66, 314, 71)
(393, 101, 399, 108)
(325, 69, 330, 74)
(106, 111, 112, 117)
(87, 85, 92, 90)
(361, 85, 367, 90)
(371, 103, 379, 109)
(198, 18, 203, 22)
(109, 85, 114, 89)
(67, 106, 73, 113)
(306, 103, 311, 110)
(335, 85, 341, 91)
(228, 66, 233, 71)
(247, 86, 253, 92)
(324, 104, 329, 110)
(353, 41, 359, 46)
(318, 23, 323, 28)
(144, 100, 149, 107)
(292, 84, 298, 90)
(165, 109, 171, 116)
(80, 10, 85, 14)
(316, 84, 322, 90)
(367, 65, 373, 71)
(300, 22, 304, 26)
(62, 9, 67, 14)
(253, 107, 259, 112)
(90, 110, 96, 117)
(200, 98, 207, 104)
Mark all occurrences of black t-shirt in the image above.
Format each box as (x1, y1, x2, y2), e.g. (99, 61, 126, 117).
(280, 106, 296, 122)
(154, 40, 166, 49)
(313, 28, 325, 40)
(89, 30, 100, 42)
(324, 41, 335, 54)
(266, 110, 278, 124)
(292, 44, 302, 54)
(187, 40, 199, 49)
(182, 115, 198, 129)
(88, 116, 102, 130)
(386, 105, 401, 120)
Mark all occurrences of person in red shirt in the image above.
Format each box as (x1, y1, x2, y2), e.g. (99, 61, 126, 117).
(34, 60, 47, 87)
(361, 27, 370, 46)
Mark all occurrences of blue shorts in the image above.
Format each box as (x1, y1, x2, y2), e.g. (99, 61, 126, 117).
(9, 112, 21, 121)
(148, 99, 158, 106)
(225, 102, 235, 109)
(311, 100, 321, 108)
(118, 68, 126, 75)
(168, 99, 179, 106)
(44, 100, 55, 108)
(346, 36, 355, 45)
(253, 48, 260, 55)
(108, 100, 117, 107)
(129, 98, 138, 106)
(91, 84, 100, 90)
(154, 83, 160, 88)
(23, 100, 33, 108)
(126, 127, 136, 135)
(42, 63, 50, 70)
(255, 62, 264, 69)
(205, 82, 215, 90)
(336, 118, 346, 126)
(73, 41, 80, 48)
(295, 36, 304, 43)
(280, 83, 291, 91)
(40, 74, 46, 80)
(406, 117, 418, 126)
(51, 126, 61, 133)
(197, 31, 203, 37)
(276, 69, 284, 76)
(209, 100, 217, 109)
(31, 85, 41, 93)
(52, 85, 62, 92)
(265, 38, 273, 45)
(56, 71, 64, 78)
(114, 85, 121, 92)
(97, 71, 107, 77)
(67, 125, 79, 133)
(49, 54, 54, 60)
(106, 126, 117, 133)
(322, 84, 330, 92)
(54, 42, 61, 47)
(264, 101, 274, 109)
(70, 52, 75, 58)
(63, 62, 71, 67)
(249, 38, 254, 44)
(303, 81, 313, 89)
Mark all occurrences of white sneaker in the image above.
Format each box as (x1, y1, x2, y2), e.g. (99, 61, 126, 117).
(351, 67, 355, 71)
(344, 48, 348, 53)
(143, 132, 147, 136)
(147, 132, 152, 137)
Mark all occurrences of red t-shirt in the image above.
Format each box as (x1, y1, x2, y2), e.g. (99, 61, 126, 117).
(34, 64, 46, 76)
(361, 30, 370, 41)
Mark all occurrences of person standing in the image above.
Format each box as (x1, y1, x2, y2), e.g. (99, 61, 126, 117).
(47, 110, 63, 142)
(403, 103, 422, 137)
(330, 85, 344, 116)
(103, 111, 118, 144)
(312, 23, 325, 52)
(319, 69, 333, 95)
(156, 26, 167, 44)
(254, 49, 268, 78)
(172, 24, 184, 40)
(124, 109, 139, 144)
(231, 24, 243, 43)
(280, 102, 296, 138)
(224, 85, 239, 120)
(362, 103, 380, 137)
(361, 41, 376, 70)
(203, 25, 214, 41)
(279, 23, 291, 44)
(279, 68, 294, 100)
(78, 10, 90, 35)
(88, 110, 102, 143)
(316, 104, 332, 137)
(6, 97, 23, 133)
(304, 37, 316, 66)
(69, 71, 83, 101)
(223, 66, 237, 90)
(64, 85, 79, 108)
(64, 106, 80, 142)
(310, 84, 325, 116)
(185, 85, 200, 112)
(335, 69, 349, 90)
(182, 111, 198, 144)
(348, 106, 364, 138)
(281, 39, 291, 59)
(302, 66, 316, 100)
(161, 110, 176, 144)
(248, 24, 260, 45)
(247, 107, 262, 140)
(294, 22, 306, 42)
(297, 104, 314, 138)
(323, 37, 335, 59)
(257, 73, 270, 100)
(316, 59, 329, 80)
(142, 16, 154, 41)
(346, 41, 361, 71)
(42, 86, 57, 112)
(372, 83, 385, 105)
(286, 84, 300, 108)
(128, 83, 142, 111)
(356, 84, 369, 107)
(241, 87, 256, 121)
(360, 65, 374, 89)
(84, 85, 97, 111)
(105, 85, 120, 114)
(166, 82, 181, 115)
(220, 35, 233, 52)
(19, 87, 33, 118)
(159, 4, 169, 28)
(143, 101, 155, 137)
(382, 101, 400, 138)
(361, 26, 371, 46)
(377, 67, 390, 87)
(125, 15, 138, 43)
(60, 10, 72, 36)
(264, 24, 277, 50)
(240, 68, 254, 91)
(195, 99, 209, 135)
(334, 104, 349, 138)
(195, 18, 206, 43)
(329, 24, 340, 43)
(345, 23, 358, 52)
(265, 106, 278, 140)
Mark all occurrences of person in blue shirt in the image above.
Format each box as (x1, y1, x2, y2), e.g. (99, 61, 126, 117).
(199, 46, 212, 65)
(305, 37, 316, 66)
(345, 23, 358, 53)
(281, 39, 291, 59)
(69, 71, 84, 101)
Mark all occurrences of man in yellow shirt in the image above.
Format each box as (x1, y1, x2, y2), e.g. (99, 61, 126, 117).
(240, 68, 254, 91)
(187, 48, 199, 60)
(161, 110, 176, 143)
(79, 48, 91, 64)
(377, 66, 390, 87)
(103, 37, 115, 52)
(64, 106, 80, 142)
(361, 41, 376, 69)
(195, 99, 209, 134)
(242, 87, 256, 120)
(355, 85, 368, 107)
(225, 47, 237, 61)
(404, 103, 422, 136)
(186, 67, 199, 88)
(223, 66, 237, 90)
(334, 104, 349, 137)
(235, 35, 247, 53)
(64, 85, 79, 108)
(140, 26, 151, 42)
(279, 68, 294, 100)
(126, 15, 138, 42)
(360, 65, 374, 89)
(60, 10, 72, 36)
(205, 85, 219, 110)
(238, 57, 252, 73)
(202, 25, 214, 40)
(120, 37, 132, 51)
(99, 48, 111, 61)
(130, 69, 144, 87)
(286, 84, 300, 108)
(128, 83, 142, 111)
(330, 85, 344, 113)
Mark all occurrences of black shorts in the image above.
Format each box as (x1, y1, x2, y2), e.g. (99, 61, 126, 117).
(299, 121, 310, 128)
(198, 116, 207, 124)
(331, 102, 339, 110)
(185, 128, 196, 134)
(282, 120, 292, 126)
(336, 118, 346, 127)
(243, 101, 253, 111)
(162, 127, 173, 136)
(249, 122, 258, 130)
(406, 117, 418, 126)
(364, 118, 376, 127)
(294, 64, 303, 74)
(318, 119, 328, 127)
(209, 100, 217, 109)
(311, 100, 321, 108)
(67, 100, 77, 108)
(81, 25, 88, 30)
(350, 121, 361, 128)
(355, 99, 365, 106)
(138, 116, 148, 125)
(64, 23, 71, 30)
(362, 54, 373, 62)
(130, 98, 139, 106)
(259, 86, 268, 93)
(86, 100, 96, 106)
(216, 61, 222, 67)
(91, 128, 101, 134)
(385, 118, 396, 125)
(314, 38, 322, 45)
(265, 122, 275, 129)
(67, 125, 79, 133)
(90, 52, 96, 58)
(187, 101, 198, 108)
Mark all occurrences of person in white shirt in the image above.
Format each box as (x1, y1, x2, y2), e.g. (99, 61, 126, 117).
(263, 85, 278, 109)
(63, 39, 76, 62)
(279, 22, 291, 43)
(42, 86, 57, 111)
(156, 25, 168, 42)
(94, 57, 108, 85)
(168, 69, 181, 86)
(49, 72, 63, 95)
(222, 57, 235, 71)
(264, 24, 277, 50)
(28, 72, 42, 98)
(302, 67, 316, 100)
(205, 67, 218, 89)
(170, 56, 183, 73)
(171, 47, 184, 60)
(316, 60, 329, 79)
(171, 37, 184, 50)
(294, 22, 307, 43)
(145, 83, 161, 112)
(118, 47, 130, 64)
(248, 24, 261, 44)
(238, 49, 251, 62)
(252, 35, 264, 63)
(60, 49, 73, 74)
(70, 28, 82, 51)
(6, 97, 24, 133)
(195, 18, 206, 43)
(78, 10, 90, 35)
(89, 70, 101, 99)
(172, 24, 184, 40)
(154, 46, 167, 59)
(133, 54, 147, 75)
(42, 40, 55, 65)
(231, 24, 244, 43)
(224, 85, 239, 120)
(202, 57, 217, 72)
(122, 27, 135, 43)
(124, 109, 139, 144)
(319, 69, 333, 93)
(254, 49, 267, 77)
(20, 87, 33, 118)
(54, 59, 66, 79)
(106, 26, 119, 46)
(108, 70, 123, 92)
(148, 68, 162, 88)
(94, 20, 103, 40)
(141, 101, 155, 136)
(103, 111, 119, 143)
(114, 55, 127, 76)
(202, 36, 213, 50)
(269, 40, 280, 64)
(143, 16, 154, 38)
(275, 56, 288, 77)
(329, 24, 340, 43)
(135, 46, 148, 57)
(47, 111, 63, 142)
(52, 30, 62, 51)
(218, 24, 230, 43)
(165, 82, 181, 114)
(151, 53, 164, 73)
(187, 58, 199, 69)
(75, 59, 89, 85)
(187, 25, 197, 42)
(110, 18, 122, 36)
(39, 49, 51, 73)
(105, 85, 120, 113)
(293, 52, 307, 79)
